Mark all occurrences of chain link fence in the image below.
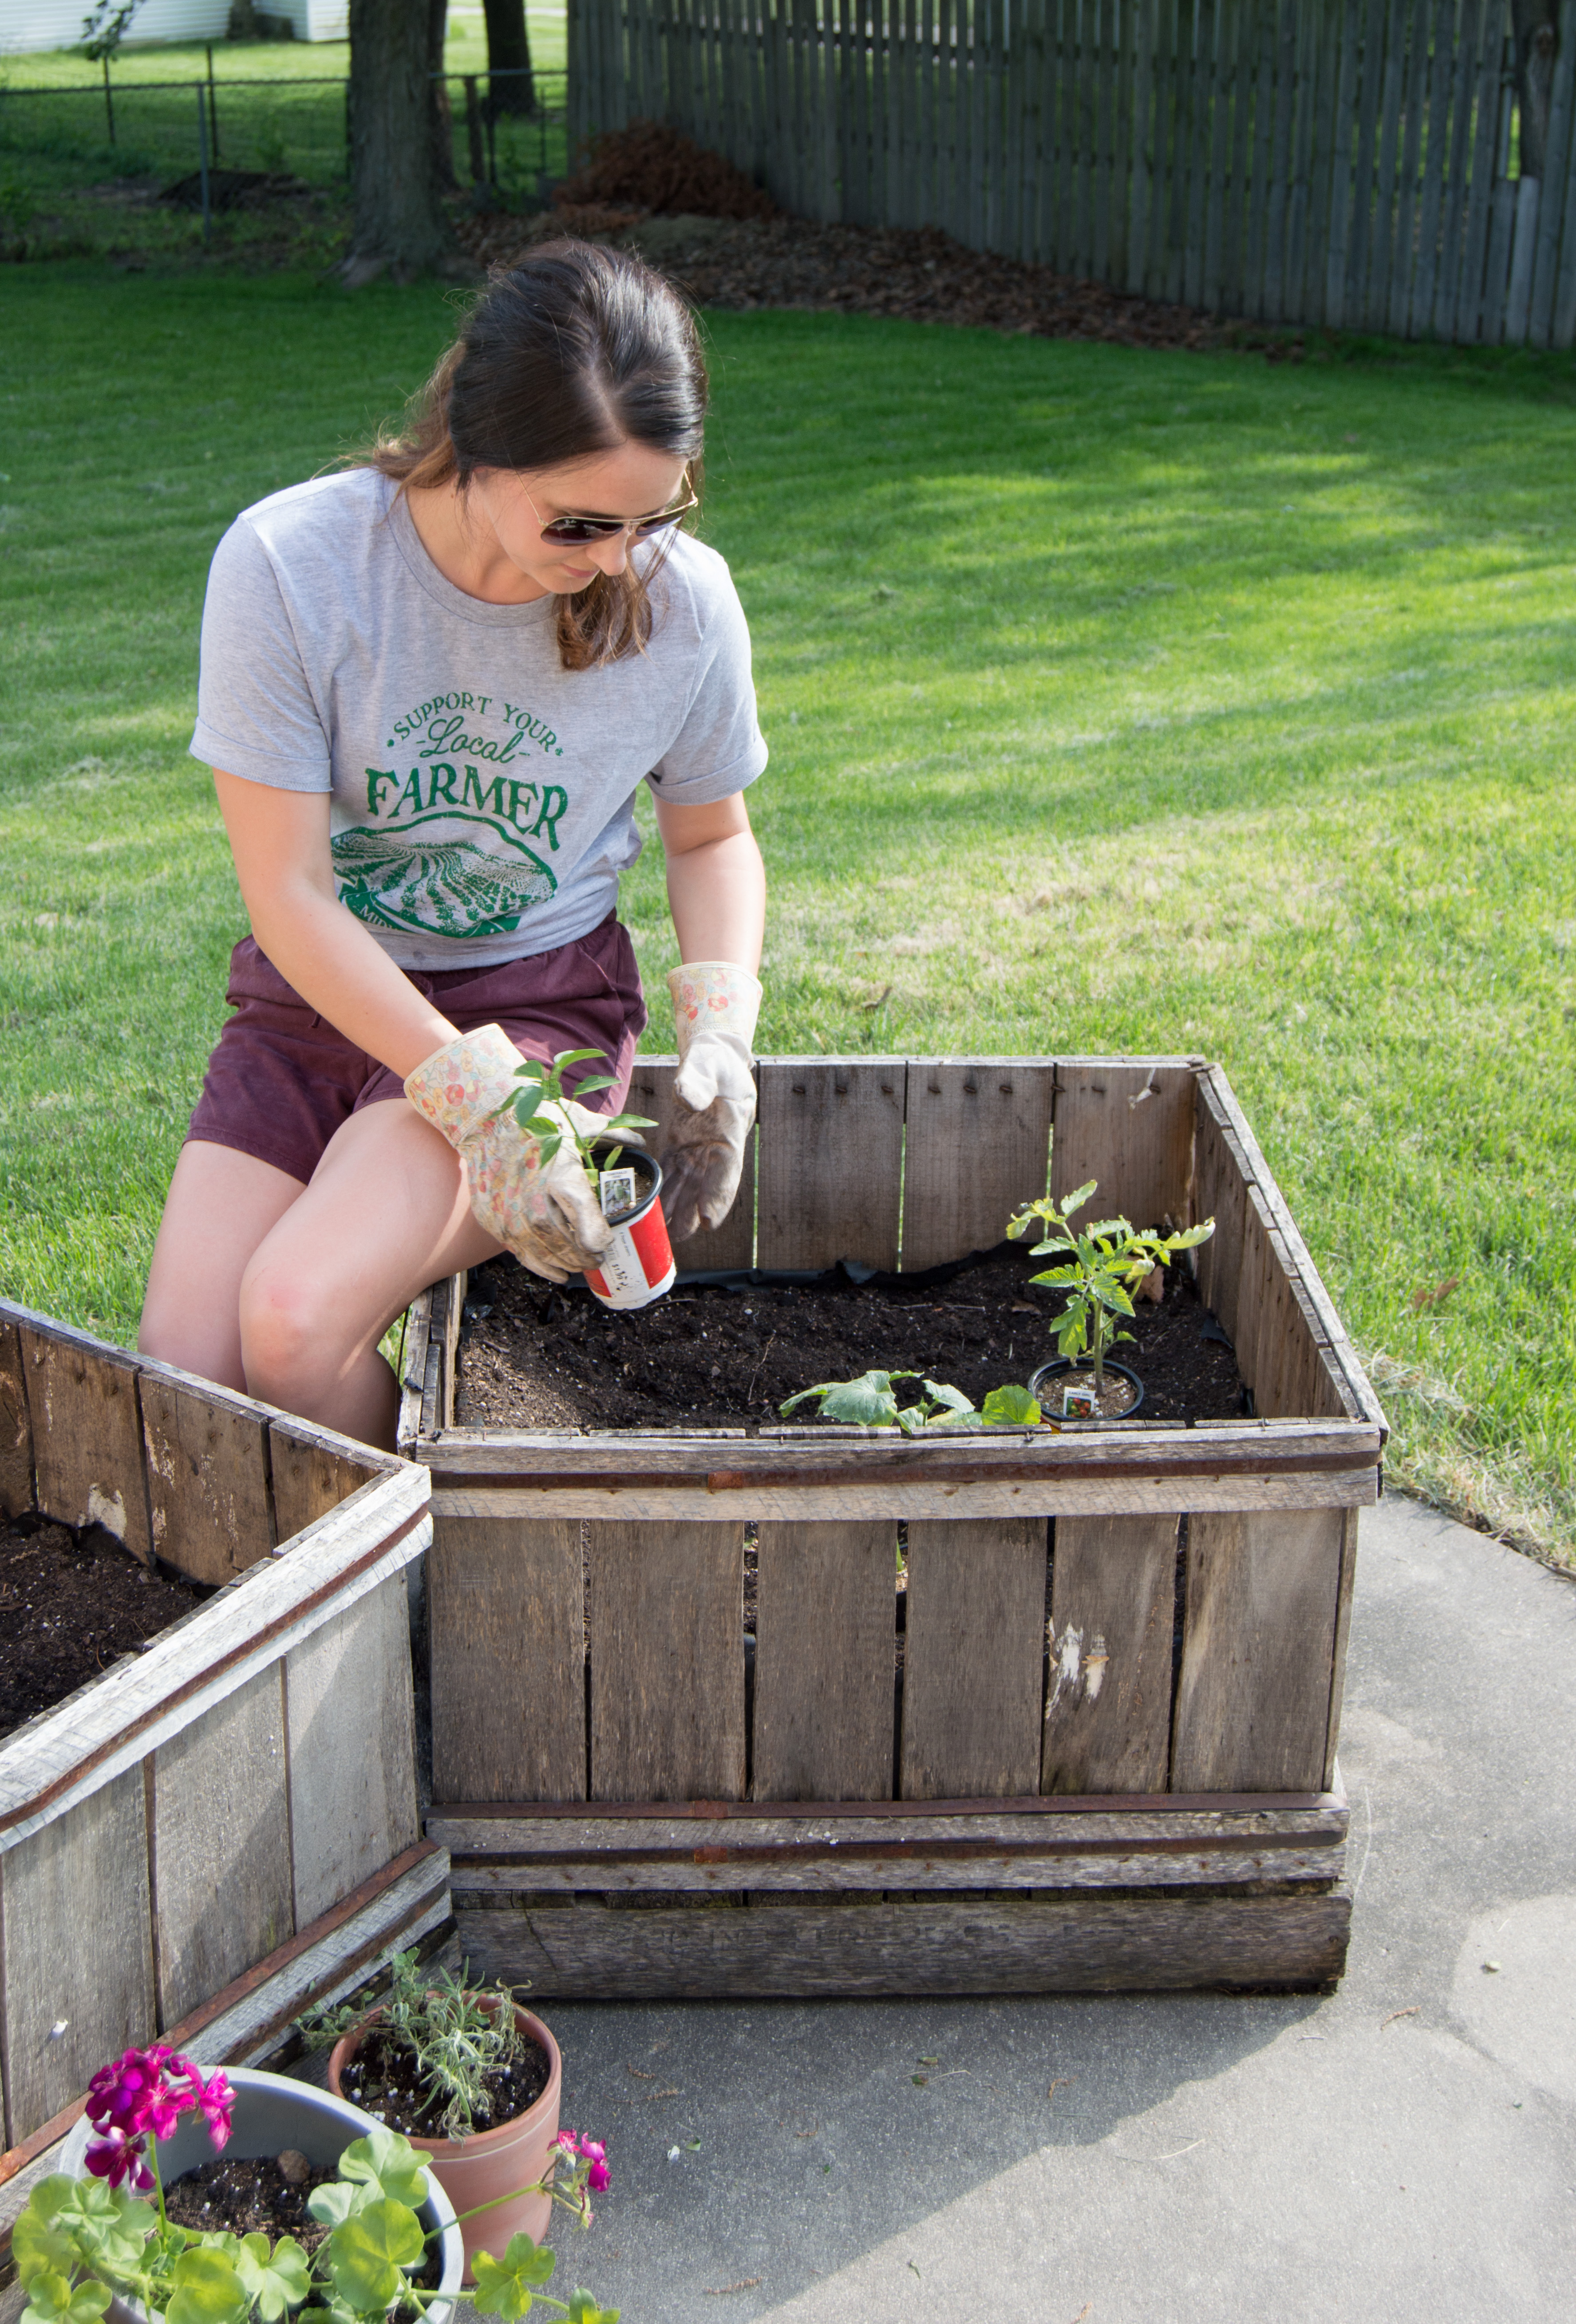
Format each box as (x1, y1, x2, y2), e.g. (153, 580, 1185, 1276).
(0, 60, 568, 229)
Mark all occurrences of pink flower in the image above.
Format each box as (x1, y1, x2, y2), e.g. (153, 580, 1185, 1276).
(84, 2127, 155, 2194)
(180, 2061, 234, 2151)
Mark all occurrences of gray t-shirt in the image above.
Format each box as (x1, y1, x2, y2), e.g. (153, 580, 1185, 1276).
(190, 467, 767, 970)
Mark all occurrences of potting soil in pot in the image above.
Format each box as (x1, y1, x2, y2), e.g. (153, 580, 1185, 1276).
(0, 1514, 206, 1741)
(456, 1246, 1248, 1430)
(338, 2025, 552, 2138)
(166, 2154, 442, 2300)
(166, 2154, 337, 2257)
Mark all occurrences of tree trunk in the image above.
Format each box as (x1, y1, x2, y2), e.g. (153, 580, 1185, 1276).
(1512, 1, 1559, 180)
(345, 0, 450, 282)
(482, 0, 535, 119)
(429, 0, 458, 193)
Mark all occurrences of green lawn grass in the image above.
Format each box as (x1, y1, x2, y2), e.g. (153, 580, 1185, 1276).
(3, 265, 1573, 1565)
(0, 8, 569, 255)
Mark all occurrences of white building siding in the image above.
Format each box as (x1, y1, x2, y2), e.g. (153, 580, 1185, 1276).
(0, 1, 346, 53)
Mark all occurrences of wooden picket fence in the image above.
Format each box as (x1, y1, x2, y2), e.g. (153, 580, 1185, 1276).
(566, 0, 1576, 345)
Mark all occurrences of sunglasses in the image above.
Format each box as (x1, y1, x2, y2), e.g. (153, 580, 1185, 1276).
(523, 478, 699, 547)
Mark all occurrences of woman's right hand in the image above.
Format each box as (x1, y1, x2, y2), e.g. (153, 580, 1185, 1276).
(405, 1026, 615, 1283)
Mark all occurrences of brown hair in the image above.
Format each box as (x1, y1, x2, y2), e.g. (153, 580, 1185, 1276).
(366, 241, 707, 671)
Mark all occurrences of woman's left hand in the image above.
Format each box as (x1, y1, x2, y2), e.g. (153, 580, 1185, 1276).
(661, 963, 762, 1242)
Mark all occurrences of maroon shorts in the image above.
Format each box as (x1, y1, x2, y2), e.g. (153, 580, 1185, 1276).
(187, 914, 648, 1186)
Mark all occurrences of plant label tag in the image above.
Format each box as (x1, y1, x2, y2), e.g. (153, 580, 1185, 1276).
(1061, 1384, 1098, 1421)
(599, 1166, 638, 1221)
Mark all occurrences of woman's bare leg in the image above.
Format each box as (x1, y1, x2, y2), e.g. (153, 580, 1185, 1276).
(140, 1142, 307, 1392)
(237, 1099, 503, 1447)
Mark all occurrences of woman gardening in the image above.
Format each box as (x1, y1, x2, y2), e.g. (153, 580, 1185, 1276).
(138, 244, 766, 1447)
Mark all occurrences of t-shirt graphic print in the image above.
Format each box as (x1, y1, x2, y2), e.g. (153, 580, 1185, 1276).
(191, 469, 766, 972)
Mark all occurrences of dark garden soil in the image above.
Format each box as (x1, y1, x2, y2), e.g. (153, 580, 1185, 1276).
(455, 1246, 1248, 1433)
(339, 2023, 552, 2139)
(0, 1515, 206, 1743)
(166, 2152, 337, 2256)
(166, 2152, 442, 2299)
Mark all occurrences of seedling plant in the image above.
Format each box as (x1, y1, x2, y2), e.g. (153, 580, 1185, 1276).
(496, 1049, 656, 1194)
(1007, 1181, 1215, 1388)
(15, 2043, 616, 2324)
(781, 1373, 1042, 1431)
(298, 1950, 528, 2142)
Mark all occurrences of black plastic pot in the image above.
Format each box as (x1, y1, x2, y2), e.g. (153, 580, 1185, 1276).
(1027, 1357, 1146, 1419)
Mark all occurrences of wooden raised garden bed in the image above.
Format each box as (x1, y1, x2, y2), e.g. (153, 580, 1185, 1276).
(0, 1301, 449, 2194)
(404, 1055, 1385, 1999)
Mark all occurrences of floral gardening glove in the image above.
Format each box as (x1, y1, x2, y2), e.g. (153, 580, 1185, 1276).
(661, 961, 762, 1243)
(404, 1024, 616, 1284)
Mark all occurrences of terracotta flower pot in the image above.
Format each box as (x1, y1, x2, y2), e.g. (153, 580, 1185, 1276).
(328, 2000, 562, 2283)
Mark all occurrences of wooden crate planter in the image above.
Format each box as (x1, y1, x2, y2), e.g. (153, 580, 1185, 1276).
(0, 1301, 450, 2176)
(405, 1057, 1384, 1999)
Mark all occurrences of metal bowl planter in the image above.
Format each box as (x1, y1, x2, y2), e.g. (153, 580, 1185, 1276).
(59, 2067, 465, 2324)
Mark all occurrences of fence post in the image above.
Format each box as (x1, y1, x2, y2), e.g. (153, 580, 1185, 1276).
(207, 42, 221, 160)
(196, 83, 213, 245)
(463, 75, 488, 185)
(103, 53, 115, 147)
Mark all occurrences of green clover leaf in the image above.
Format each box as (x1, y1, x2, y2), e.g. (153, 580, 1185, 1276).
(564, 2293, 621, 2323)
(324, 2198, 426, 2312)
(164, 2245, 249, 2324)
(233, 2233, 312, 2322)
(305, 2181, 362, 2229)
(21, 2270, 113, 2324)
(335, 2129, 431, 2212)
(470, 2232, 558, 2321)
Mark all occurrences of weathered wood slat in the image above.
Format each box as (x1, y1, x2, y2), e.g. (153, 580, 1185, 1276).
(427, 1414, 1379, 1476)
(270, 1421, 383, 1547)
(285, 1572, 420, 1928)
(455, 1884, 1353, 1995)
(1528, 0, 1576, 346)
(1043, 1513, 1177, 1793)
(900, 1518, 1047, 1797)
(430, 1793, 1349, 1845)
(898, 1057, 1055, 1268)
(1192, 1068, 1249, 1339)
(450, 1840, 1341, 1893)
(0, 1465, 429, 1851)
(586, 1520, 747, 1799)
(1170, 1505, 1346, 1792)
(756, 1058, 905, 1269)
(0, 1313, 32, 1520)
(752, 1520, 897, 1800)
(1050, 1058, 1196, 1235)
(1322, 1504, 1360, 1792)
(140, 1370, 274, 1585)
(1454, 2, 1503, 341)
(0, 1765, 155, 2145)
(429, 1516, 586, 1803)
(18, 1320, 150, 1562)
(1198, 1065, 1383, 1428)
(150, 1667, 293, 2028)
(625, 1056, 756, 1272)
(432, 1466, 1378, 1523)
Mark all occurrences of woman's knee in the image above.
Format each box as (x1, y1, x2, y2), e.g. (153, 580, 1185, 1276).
(237, 1256, 357, 1398)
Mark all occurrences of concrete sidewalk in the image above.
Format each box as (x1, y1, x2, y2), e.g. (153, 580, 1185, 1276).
(536, 1495, 1576, 2322)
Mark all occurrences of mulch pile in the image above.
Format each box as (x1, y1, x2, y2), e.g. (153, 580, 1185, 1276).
(455, 206, 1223, 350)
(454, 115, 1222, 348)
(555, 118, 778, 221)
